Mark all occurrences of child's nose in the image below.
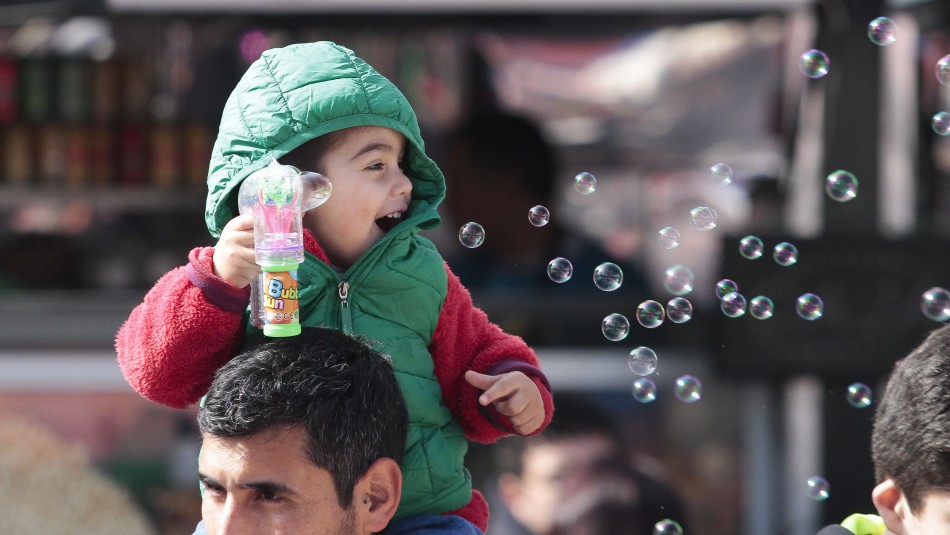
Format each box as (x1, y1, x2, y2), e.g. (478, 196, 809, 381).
(393, 170, 412, 196)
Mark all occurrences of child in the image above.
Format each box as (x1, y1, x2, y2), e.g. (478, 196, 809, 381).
(816, 323, 950, 535)
(116, 41, 554, 532)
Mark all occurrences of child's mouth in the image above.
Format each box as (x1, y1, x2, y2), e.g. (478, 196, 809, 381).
(375, 212, 403, 232)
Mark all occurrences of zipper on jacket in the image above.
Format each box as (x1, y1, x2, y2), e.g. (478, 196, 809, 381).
(338, 281, 353, 334)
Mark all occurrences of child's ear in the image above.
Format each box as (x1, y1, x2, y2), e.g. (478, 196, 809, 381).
(354, 457, 402, 533)
(872, 478, 908, 533)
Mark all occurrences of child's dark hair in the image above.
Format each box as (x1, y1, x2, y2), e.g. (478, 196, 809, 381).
(871, 323, 950, 513)
(198, 326, 409, 508)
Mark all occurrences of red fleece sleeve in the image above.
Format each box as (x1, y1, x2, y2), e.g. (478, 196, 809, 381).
(115, 247, 248, 409)
(430, 263, 554, 444)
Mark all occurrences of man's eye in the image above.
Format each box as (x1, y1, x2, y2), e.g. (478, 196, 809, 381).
(259, 491, 283, 503)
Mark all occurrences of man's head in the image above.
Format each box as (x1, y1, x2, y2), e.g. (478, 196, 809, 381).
(871, 323, 950, 534)
(197, 327, 408, 535)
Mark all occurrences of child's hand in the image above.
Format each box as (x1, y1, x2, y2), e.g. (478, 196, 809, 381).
(212, 214, 259, 288)
(464, 370, 544, 435)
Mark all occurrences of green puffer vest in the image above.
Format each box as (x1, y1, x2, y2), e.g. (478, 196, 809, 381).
(204, 41, 471, 518)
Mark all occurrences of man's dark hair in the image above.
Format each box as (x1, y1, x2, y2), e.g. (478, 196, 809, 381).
(198, 327, 409, 508)
(871, 323, 950, 513)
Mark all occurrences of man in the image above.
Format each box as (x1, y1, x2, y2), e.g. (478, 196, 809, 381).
(817, 323, 950, 535)
(194, 327, 479, 534)
(488, 392, 686, 535)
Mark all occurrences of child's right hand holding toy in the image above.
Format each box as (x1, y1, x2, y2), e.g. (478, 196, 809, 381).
(212, 214, 259, 288)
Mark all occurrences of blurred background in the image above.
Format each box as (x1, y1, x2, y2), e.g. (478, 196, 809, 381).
(0, 0, 949, 533)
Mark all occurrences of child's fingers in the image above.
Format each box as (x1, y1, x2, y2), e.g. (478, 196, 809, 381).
(465, 371, 504, 405)
(224, 214, 254, 232)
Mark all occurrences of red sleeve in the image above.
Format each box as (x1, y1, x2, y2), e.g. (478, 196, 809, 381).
(429, 263, 554, 443)
(115, 247, 248, 409)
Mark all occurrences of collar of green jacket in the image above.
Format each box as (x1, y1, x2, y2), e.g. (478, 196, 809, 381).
(204, 41, 445, 238)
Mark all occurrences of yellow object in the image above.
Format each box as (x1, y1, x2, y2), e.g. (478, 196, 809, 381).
(840, 513, 886, 535)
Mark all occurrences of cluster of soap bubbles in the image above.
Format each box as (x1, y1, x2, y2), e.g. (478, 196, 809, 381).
(797, 17, 897, 80)
(626, 348, 703, 406)
(934, 56, 950, 136)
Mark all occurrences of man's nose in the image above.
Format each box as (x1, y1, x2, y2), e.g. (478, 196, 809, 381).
(214, 500, 252, 535)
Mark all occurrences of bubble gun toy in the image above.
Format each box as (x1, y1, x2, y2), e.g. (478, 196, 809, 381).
(238, 159, 331, 337)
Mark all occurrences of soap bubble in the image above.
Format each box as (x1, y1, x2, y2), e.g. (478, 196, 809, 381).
(800, 49, 829, 79)
(574, 171, 597, 195)
(867, 17, 897, 46)
(299, 171, 333, 210)
(749, 296, 775, 320)
(593, 262, 623, 291)
(653, 519, 684, 535)
(716, 279, 739, 299)
(797, 293, 824, 320)
(825, 170, 859, 202)
(721, 292, 748, 318)
(458, 222, 485, 248)
(932, 112, 950, 136)
(658, 226, 681, 250)
(602, 313, 630, 341)
(921, 287, 950, 322)
(739, 235, 764, 260)
(547, 257, 573, 283)
(674, 374, 702, 403)
(528, 205, 550, 227)
(806, 476, 830, 501)
(936, 54, 950, 87)
(710, 163, 733, 185)
(628, 346, 658, 376)
(663, 265, 695, 296)
(637, 300, 665, 328)
(773, 242, 799, 266)
(847, 382, 873, 409)
(632, 378, 657, 403)
(689, 206, 718, 231)
(667, 297, 693, 324)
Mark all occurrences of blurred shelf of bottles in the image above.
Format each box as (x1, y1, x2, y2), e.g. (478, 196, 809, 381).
(0, 17, 216, 211)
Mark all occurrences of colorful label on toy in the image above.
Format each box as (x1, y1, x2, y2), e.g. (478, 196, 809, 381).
(262, 270, 300, 326)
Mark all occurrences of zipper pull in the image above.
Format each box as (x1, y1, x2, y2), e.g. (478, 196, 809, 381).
(338, 281, 352, 333)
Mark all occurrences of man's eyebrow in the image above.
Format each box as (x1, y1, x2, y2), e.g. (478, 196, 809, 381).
(242, 480, 298, 496)
(198, 473, 298, 496)
(198, 473, 221, 488)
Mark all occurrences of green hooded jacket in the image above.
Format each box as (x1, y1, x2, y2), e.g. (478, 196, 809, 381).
(204, 41, 470, 519)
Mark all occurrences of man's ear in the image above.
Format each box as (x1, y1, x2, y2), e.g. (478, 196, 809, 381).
(872, 478, 908, 534)
(354, 457, 402, 533)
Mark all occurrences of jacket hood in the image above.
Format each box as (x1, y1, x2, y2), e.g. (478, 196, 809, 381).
(205, 41, 446, 238)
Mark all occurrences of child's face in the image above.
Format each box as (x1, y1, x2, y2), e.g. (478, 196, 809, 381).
(303, 126, 412, 268)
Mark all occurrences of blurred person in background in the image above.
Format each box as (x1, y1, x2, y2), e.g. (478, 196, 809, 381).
(487, 392, 686, 535)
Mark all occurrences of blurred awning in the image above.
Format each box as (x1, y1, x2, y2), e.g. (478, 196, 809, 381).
(105, 0, 813, 14)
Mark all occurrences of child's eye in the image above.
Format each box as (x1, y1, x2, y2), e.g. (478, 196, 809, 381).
(366, 162, 384, 171)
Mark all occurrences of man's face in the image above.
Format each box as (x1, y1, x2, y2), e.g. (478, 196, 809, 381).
(198, 427, 358, 535)
(303, 126, 412, 268)
(503, 434, 617, 535)
(898, 489, 950, 535)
